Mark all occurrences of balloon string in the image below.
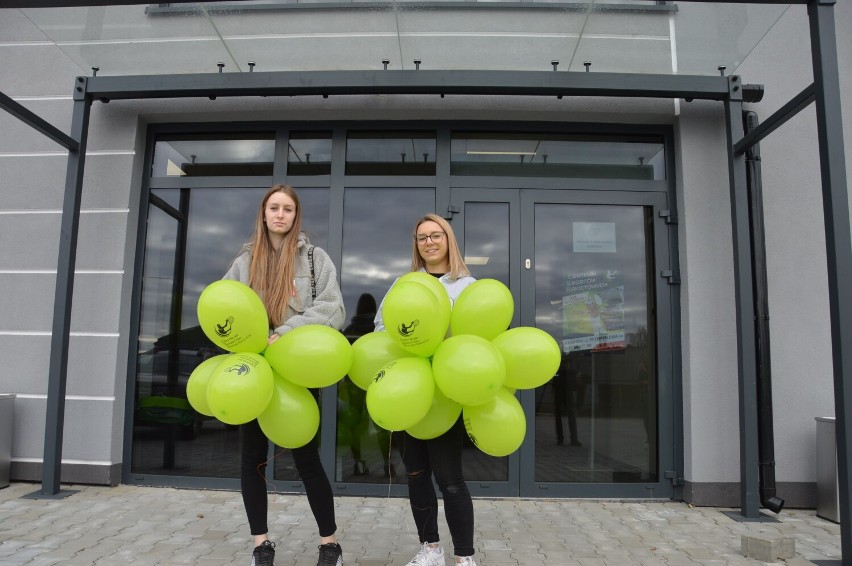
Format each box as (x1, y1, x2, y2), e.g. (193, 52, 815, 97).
(257, 448, 290, 492)
(387, 430, 394, 498)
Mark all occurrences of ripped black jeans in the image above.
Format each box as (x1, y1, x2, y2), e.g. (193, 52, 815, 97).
(401, 418, 475, 558)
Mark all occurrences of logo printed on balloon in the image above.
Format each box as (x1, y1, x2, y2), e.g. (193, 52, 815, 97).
(216, 316, 234, 337)
(464, 421, 479, 447)
(226, 363, 249, 376)
(398, 320, 419, 337)
(373, 369, 386, 383)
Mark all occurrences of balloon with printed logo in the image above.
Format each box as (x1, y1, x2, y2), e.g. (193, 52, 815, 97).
(258, 371, 320, 449)
(197, 280, 269, 353)
(431, 334, 506, 406)
(406, 386, 462, 440)
(348, 331, 412, 390)
(186, 354, 229, 417)
(366, 357, 435, 431)
(206, 352, 274, 425)
(382, 281, 446, 357)
(492, 327, 562, 390)
(463, 388, 526, 457)
(264, 324, 352, 388)
(398, 271, 451, 333)
(450, 279, 514, 340)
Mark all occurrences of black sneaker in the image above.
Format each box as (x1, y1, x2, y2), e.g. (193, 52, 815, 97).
(251, 540, 275, 566)
(317, 542, 343, 566)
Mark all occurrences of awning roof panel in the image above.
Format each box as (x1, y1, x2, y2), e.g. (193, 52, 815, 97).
(3, 1, 791, 77)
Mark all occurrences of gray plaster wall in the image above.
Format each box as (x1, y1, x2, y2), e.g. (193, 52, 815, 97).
(735, 2, 851, 494)
(676, 1, 851, 506)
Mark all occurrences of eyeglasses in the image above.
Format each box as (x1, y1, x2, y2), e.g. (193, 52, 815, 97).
(414, 231, 445, 245)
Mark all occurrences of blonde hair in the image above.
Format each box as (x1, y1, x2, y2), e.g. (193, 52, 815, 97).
(410, 213, 470, 280)
(248, 184, 303, 328)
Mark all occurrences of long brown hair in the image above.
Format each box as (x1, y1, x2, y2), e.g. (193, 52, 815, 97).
(248, 184, 303, 327)
(410, 213, 470, 280)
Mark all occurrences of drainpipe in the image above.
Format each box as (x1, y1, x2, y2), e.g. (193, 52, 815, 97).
(743, 111, 784, 514)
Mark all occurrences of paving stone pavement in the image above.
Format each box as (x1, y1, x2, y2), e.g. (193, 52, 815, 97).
(0, 482, 842, 565)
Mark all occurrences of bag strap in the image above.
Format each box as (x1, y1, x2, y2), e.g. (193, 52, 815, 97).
(308, 245, 316, 300)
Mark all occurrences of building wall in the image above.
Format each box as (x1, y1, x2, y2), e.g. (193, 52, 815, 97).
(1, 3, 848, 506)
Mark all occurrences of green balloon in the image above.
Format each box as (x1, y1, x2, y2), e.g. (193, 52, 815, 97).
(450, 279, 514, 340)
(406, 386, 462, 440)
(258, 371, 320, 449)
(197, 280, 269, 353)
(492, 327, 561, 390)
(382, 281, 447, 357)
(463, 388, 526, 457)
(264, 325, 352, 388)
(432, 334, 505, 406)
(186, 354, 229, 417)
(398, 271, 451, 333)
(349, 331, 412, 390)
(207, 353, 274, 425)
(366, 357, 435, 431)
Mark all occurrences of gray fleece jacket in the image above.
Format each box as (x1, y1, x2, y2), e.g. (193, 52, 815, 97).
(222, 232, 346, 336)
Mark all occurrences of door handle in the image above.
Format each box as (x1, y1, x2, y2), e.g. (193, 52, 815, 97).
(525, 259, 531, 269)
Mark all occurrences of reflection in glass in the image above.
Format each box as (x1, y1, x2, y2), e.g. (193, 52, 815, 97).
(346, 132, 437, 175)
(132, 185, 331, 480)
(288, 132, 332, 176)
(534, 204, 656, 483)
(461, 202, 509, 286)
(451, 133, 665, 180)
(337, 187, 434, 483)
(132, 201, 238, 478)
(152, 133, 275, 177)
(459, 202, 510, 481)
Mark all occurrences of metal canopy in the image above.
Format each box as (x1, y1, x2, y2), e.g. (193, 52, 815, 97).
(77, 69, 742, 101)
(1, 0, 850, 562)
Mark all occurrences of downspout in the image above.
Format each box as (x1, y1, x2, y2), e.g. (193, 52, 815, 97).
(743, 111, 784, 514)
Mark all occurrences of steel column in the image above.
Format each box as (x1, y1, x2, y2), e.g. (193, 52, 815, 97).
(724, 76, 761, 518)
(809, 0, 852, 559)
(40, 91, 92, 496)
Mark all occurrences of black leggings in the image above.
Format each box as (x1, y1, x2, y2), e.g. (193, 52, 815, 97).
(401, 418, 475, 557)
(240, 418, 337, 537)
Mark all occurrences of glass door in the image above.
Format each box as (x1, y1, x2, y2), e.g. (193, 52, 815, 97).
(449, 189, 521, 496)
(452, 188, 675, 498)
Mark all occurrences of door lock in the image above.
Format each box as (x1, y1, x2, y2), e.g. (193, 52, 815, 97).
(525, 259, 531, 269)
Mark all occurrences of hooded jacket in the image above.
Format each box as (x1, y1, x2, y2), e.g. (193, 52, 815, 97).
(223, 232, 346, 337)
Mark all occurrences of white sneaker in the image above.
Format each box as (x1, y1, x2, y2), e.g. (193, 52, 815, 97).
(406, 542, 445, 566)
(454, 557, 477, 566)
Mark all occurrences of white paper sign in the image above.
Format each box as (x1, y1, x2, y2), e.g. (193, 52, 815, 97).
(573, 222, 616, 253)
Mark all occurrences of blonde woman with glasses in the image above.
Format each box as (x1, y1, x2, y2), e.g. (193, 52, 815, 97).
(374, 213, 478, 566)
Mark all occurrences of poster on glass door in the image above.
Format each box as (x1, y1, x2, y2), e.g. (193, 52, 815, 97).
(562, 270, 626, 353)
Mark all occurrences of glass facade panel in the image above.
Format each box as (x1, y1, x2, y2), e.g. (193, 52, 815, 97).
(533, 203, 656, 483)
(462, 202, 510, 286)
(346, 132, 437, 176)
(336, 187, 435, 483)
(132, 124, 670, 495)
(132, 200, 239, 478)
(132, 185, 330, 479)
(288, 132, 332, 176)
(152, 133, 275, 177)
(460, 202, 510, 482)
(451, 133, 665, 180)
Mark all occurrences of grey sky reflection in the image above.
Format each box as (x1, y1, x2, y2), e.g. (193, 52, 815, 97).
(340, 188, 434, 324)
